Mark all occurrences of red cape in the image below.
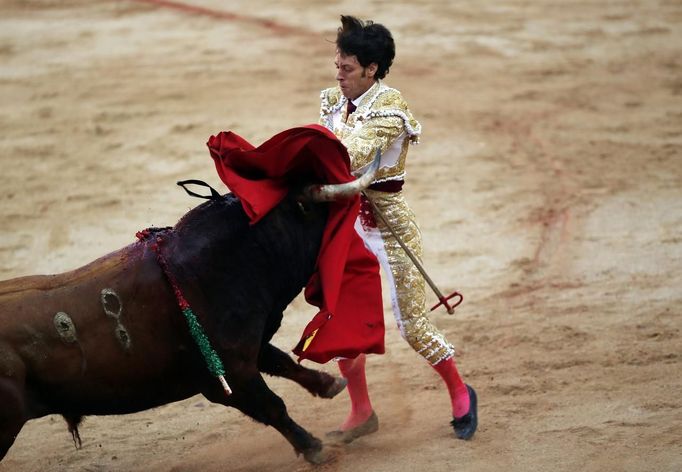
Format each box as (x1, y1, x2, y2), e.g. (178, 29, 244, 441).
(207, 124, 384, 363)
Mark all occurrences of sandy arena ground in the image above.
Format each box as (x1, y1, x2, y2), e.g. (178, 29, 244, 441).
(1, 1, 681, 471)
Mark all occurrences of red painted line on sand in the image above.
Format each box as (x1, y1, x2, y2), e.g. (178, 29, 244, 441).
(131, 0, 317, 37)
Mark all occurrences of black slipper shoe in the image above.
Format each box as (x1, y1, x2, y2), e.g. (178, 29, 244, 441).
(451, 384, 478, 440)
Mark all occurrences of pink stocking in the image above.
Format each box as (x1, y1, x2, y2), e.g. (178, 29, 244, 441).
(432, 356, 470, 418)
(337, 354, 374, 430)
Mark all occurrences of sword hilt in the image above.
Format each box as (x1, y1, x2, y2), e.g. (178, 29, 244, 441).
(430, 290, 463, 315)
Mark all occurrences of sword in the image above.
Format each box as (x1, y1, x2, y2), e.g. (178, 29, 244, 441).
(362, 193, 463, 315)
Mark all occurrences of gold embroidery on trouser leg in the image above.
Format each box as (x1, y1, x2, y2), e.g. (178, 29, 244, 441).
(364, 190, 455, 365)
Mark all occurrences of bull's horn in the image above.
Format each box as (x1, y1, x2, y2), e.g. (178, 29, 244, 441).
(300, 148, 382, 202)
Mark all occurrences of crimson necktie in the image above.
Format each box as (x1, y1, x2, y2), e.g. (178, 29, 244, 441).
(346, 100, 357, 121)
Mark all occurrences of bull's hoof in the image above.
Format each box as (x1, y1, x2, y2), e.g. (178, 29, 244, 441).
(303, 444, 333, 464)
(319, 376, 347, 399)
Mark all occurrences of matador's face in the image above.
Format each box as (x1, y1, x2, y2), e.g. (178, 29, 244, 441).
(335, 52, 377, 101)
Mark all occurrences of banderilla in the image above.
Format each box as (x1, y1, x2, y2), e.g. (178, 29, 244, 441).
(362, 193, 463, 315)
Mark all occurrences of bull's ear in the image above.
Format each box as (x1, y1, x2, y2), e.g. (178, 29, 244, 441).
(177, 180, 222, 200)
(300, 148, 381, 202)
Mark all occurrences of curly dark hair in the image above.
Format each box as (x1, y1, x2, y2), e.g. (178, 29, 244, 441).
(336, 15, 395, 80)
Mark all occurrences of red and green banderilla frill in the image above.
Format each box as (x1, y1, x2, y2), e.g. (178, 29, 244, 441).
(136, 228, 232, 396)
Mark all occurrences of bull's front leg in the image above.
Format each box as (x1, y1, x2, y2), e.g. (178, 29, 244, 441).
(258, 343, 346, 399)
(203, 370, 331, 464)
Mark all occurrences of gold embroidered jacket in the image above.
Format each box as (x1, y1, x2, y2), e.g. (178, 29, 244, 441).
(319, 81, 421, 184)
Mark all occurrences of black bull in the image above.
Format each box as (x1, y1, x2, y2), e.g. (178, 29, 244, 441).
(0, 190, 355, 464)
